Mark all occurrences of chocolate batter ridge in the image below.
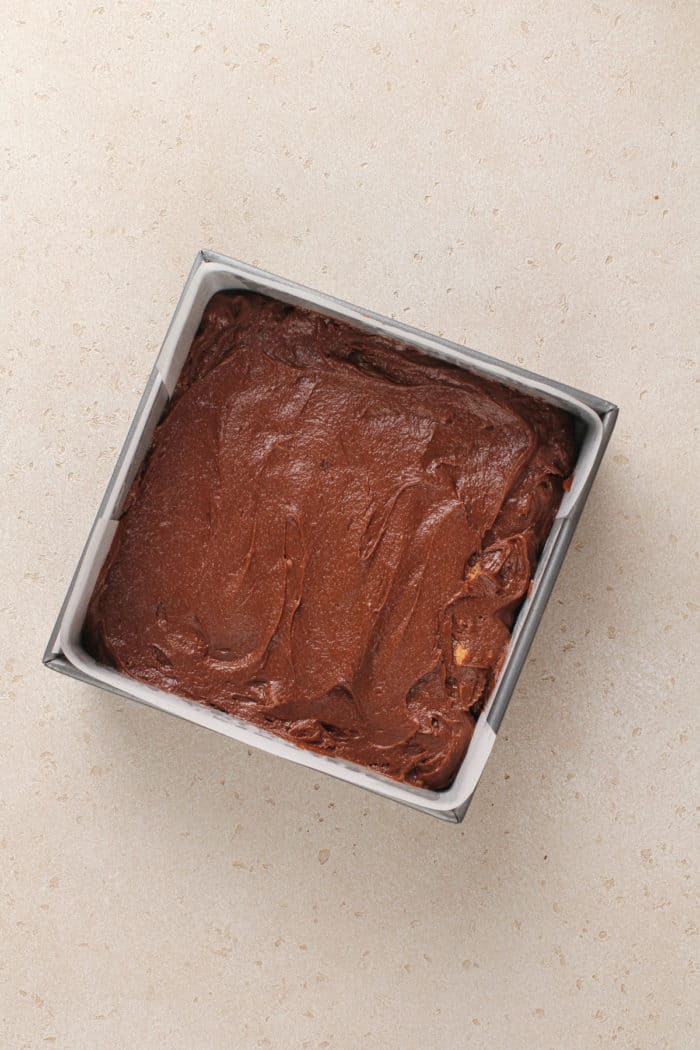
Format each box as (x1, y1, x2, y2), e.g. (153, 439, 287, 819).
(84, 292, 576, 789)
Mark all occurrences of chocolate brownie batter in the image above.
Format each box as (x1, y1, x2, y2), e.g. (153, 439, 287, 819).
(84, 292, 575, 789)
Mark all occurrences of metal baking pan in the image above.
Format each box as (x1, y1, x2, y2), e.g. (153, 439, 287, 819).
(44, 250, 618, 821)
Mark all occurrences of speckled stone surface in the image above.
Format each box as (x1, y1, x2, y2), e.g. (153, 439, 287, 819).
(1, 3, 697, 1048)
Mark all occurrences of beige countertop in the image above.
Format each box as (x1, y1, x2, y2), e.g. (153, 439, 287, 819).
(2, 3, 697, 1048)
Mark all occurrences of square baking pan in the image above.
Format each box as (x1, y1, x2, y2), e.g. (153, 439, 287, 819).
(44, 250, 618, 822)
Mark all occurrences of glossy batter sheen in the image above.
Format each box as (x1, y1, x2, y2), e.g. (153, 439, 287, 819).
(84, 292, 576, 789)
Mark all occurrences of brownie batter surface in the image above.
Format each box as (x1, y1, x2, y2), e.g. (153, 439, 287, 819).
(84, 292, 575, 789)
